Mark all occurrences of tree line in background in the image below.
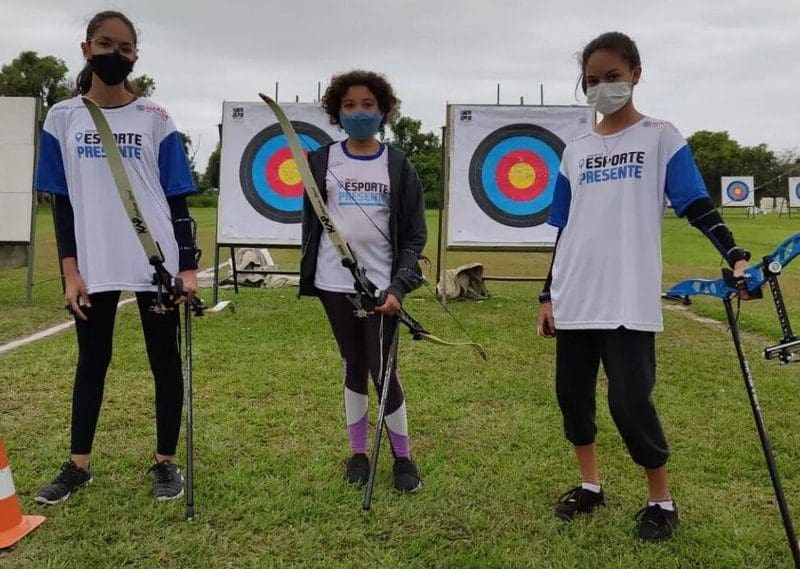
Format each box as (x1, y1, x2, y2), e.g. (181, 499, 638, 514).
(2, 50, 798, 208)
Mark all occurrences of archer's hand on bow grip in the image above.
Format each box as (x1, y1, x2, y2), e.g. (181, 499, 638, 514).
(722, 265, 761, 301)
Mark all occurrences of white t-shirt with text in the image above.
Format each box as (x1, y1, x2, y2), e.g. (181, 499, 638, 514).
(315, 141, 393, 293)
(36, 96, 196, 294)
(547, 117, 708, 332)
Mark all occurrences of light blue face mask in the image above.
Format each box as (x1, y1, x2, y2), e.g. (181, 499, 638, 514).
(339, 110, 383, 139)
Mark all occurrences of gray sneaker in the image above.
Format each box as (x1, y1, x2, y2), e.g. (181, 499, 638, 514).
(148, 460, 184, 502)
(35, 460, 93, 505)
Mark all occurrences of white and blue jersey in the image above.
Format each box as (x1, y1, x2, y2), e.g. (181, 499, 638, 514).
(35, 96, 195, 294)
(547, 117, 707, 332)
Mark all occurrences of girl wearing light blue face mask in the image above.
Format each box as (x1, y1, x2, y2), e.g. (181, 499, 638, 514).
(536, 32, 750, 542)
(298, 70, 428, 493)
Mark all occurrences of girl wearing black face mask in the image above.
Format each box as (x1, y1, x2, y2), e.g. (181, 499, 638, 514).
(34, 10, 199, 505)
(298, 70, 427, 493)
(74, 12, 138, 99)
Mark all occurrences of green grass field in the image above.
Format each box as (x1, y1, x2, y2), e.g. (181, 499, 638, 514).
(1, 208, 799, 568)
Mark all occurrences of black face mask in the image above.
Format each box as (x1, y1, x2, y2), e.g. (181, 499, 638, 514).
(89, 51, 134, 86)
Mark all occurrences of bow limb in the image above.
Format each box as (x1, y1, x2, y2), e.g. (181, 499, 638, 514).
(414, 332, 488, 361)
(666, 277, 737, 300)
(398, 308, 487, 360)
(258, 93, 356, 265)
(666, 231, 799, 299)
(771, 232, 800, 269)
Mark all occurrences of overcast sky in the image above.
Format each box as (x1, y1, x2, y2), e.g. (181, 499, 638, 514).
(1, 0, 797, 170)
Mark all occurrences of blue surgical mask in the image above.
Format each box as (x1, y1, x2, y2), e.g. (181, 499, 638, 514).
(339, 110, 383, 139)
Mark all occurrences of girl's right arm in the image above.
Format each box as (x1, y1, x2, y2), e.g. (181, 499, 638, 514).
(538, 153, 572, 339)
(54, 195, 90, 319)
(537, 228, 561, 338)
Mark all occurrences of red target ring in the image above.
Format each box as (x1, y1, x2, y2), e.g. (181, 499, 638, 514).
(495, 150, 549, 202)
(265, 147, 304, 198)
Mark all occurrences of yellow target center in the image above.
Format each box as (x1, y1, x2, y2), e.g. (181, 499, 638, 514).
(509, 163, 536, 189)
(278, 159, 302, 185)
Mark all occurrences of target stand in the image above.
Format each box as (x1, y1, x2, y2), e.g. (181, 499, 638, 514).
(437, 104, 594, 284)
(214, 101, 343, 303)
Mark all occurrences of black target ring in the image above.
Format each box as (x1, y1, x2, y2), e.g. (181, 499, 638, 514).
(239, 122, 333, 224)
(468, 123, 565, 228)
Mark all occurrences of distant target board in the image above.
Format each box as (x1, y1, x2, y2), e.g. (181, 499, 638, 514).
(218, 102, 344, 245)
(789, 177, 800, 208)
(720, 176, 754, 207)
(446, 105, 594, 248)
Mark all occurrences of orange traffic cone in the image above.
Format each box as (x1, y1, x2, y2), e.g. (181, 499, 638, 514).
(0, 438, 45, 549)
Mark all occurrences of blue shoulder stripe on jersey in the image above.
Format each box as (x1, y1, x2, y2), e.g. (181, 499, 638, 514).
(35, 130, 69, 196)
(665, 144, 708, 217)
(158, 131, 197, 197)
(547, 172, 571, 228)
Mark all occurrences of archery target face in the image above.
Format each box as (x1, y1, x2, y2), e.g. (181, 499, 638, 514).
(239, 122, 332, 224)
(218, 102, 344, 245)
(446, 105, 594, 247)
(726, 181, 749, 202)
(790, 177, 800, 207)
(468, 123, 564, 227)
(720, 176, 754, 207)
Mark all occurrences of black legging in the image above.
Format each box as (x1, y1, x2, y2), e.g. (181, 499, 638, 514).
(318, 290, 410, 458)
(70, 291, 183, 456)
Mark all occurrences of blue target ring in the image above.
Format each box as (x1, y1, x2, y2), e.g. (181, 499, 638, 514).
(481, 137, 560, 216)
(795, 181, 800, 201)
(726, 180, 751, 203)
(240, 122, 332, 223)
(469, 124, 565, 227)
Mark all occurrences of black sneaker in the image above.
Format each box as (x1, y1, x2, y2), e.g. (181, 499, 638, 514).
(635, 503, 679, 542)
(393, 457, 422, 492)
(554, 485, 605, 522)
(35, 460, 93, 505)
(345, 453, 370, 486)
(148, 460, 184, 502)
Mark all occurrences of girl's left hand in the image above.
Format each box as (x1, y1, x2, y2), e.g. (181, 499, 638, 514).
(175, 270, 198, 304)
(732, 260, 752, 300)
(374, 293, 401, 316)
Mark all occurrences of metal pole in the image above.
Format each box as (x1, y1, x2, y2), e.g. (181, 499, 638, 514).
(295, 95, 299, 103)
(26, 196, 36, 304)
(275, 81, 279, 102)
(520, 96, 524, 105)
(230, 247, 239, 295)
(27, 99, 42, 304)
(184, 302, 195, 521)
(540, 84, 544, 105)
(212, 244, 220, 306)
(363, 320, 401, 511)
(317, 81, 322, 102)
(213, 122, 222, 306)
(723, 298, 800, 568)
(436, 126, 447, 287)
(496, 84, 500, 105)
